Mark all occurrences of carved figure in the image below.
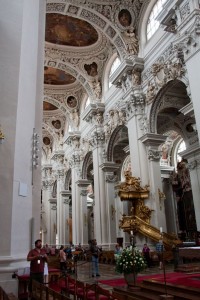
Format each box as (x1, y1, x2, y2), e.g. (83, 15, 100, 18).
(92, 79, 101, 99)
(132, 70, 141, 85)
(95, 110, 103, 124)
(124, 170, 141, 190)
(124, 27, 139, 55)
(70, 109, 79, 128)
(146, 82, 156, 104)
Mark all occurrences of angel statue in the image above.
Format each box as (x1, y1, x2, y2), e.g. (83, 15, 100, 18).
(124, 27, 139, 55)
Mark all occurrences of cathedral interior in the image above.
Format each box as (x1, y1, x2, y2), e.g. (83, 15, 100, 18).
(1, 0, 200, 295)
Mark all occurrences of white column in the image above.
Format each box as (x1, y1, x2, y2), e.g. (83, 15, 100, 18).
(77, 180, 91, 247)
(101, 163, 120, 248)
(182, 145, 200, 230)
(56, 169, 65, 245)
(0, 0, 45, 294)
(61, 193, 71, 246)
(92, 140, 108, 246)
(71, 167, 80, 245)
(49, 199, 57, 245)
(140, 133, 167, 231)
(161, 168, 178, 234)
(42, 166, 53, 244)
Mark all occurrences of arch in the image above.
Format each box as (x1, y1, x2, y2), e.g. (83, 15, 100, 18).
(149, 79, 190, 134)
(44, 95, 68, 113)
(65, 169, 71, 190)
(103, 52, 121, 93)
(82, 151, 93, 179)
(107, 125, 127, 162)
(46, 1, 127, 59)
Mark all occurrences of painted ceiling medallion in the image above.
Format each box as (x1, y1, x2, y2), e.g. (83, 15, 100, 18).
(43, 101, 58, 111)
(45, 13, 98, 46)
(43, 136, 51, 146)
(44, 66, 76, 85)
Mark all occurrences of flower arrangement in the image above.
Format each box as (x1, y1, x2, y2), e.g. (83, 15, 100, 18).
(115, 247, 147, 274)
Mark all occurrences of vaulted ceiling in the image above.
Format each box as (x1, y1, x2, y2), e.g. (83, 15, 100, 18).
(43, 0, 146, 151)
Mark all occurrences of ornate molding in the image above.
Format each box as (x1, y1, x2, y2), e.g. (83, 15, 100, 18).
(106, 174, 118, 183)
(89, 130, 105, 148)
(125, 92, 145, 119)
(188, 159, 200, 170)
(173, 13, 200, 62)
(82, 103, 105, 124)
(80, 190, 88, 196)
(148, 149, 161, 161)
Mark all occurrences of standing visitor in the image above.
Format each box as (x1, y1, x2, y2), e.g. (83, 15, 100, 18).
(142, 243, 151, 268)
(59, 245, 66, 271)
(27, 239, 48, 295)
(156, 240, 164, 269)
(90, 239, 101, 277)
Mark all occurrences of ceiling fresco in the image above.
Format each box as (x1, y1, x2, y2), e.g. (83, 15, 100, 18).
(45, 13, 98, 47)
(44, 66, 76, 85)
(43, 101, 58, 111)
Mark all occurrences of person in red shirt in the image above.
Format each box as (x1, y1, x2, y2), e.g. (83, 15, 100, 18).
(27, 239, 48, 294)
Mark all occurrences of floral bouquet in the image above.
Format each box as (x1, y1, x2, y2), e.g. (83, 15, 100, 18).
(115, 247, 147, 274)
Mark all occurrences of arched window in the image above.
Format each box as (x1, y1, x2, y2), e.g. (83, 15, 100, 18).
(109, 57, 121, 88)
(147, 0, 167, 40)
(177, 140, 186, 163)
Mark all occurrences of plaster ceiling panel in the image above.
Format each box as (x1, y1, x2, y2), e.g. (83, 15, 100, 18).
(45, 13, 98, 47)
(44, 66, 76, 85)
(43, 101, 58, 111)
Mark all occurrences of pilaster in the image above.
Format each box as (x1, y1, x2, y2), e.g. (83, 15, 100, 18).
(77, 179, 92, 247)
(65, 132, 83, 245)
(161, 166, 178, 234)
(140, 133, 167, 231)
(49, 198, 57, 245)
(100, 162, 121, 248)
(61, 191, 71, 245)
(181, 143, 200, 230)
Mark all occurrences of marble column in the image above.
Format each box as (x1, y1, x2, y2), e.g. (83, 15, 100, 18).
(161, 167, 178, 234)
(91, 130, 109, 247)
(42, 165, 54, 244)
(77, 180, 91, 247)
(140, 133, 167, 231)
(61, 192, 71, 246)
(182, 144, 200, 230)
(100, 162, 120, 248)
(0, 0, 45, 294)
(51, 151, 65, 246)
(49, 199, 57, 246)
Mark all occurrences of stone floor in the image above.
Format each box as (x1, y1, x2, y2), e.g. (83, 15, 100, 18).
(72, 261, 175, 291)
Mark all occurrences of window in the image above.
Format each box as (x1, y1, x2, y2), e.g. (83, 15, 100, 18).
(147, 0, 167, 40)
(177, 140, 186, 163)
(109, 57, 121, 88)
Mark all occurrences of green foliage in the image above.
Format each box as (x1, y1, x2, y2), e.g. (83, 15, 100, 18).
(115, 248, 147, 274)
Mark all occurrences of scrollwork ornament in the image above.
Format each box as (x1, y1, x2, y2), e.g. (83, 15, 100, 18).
(188, 159, 200, 170)
(63, 198, 71, 205)
(148, 149, 161, 161)
(106, 174, 118, 183)
(80, 190, 88, 196)
(90, 131, 105, 148)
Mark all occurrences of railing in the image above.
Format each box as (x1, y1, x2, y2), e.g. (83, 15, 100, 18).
(0, 286, 17, 300)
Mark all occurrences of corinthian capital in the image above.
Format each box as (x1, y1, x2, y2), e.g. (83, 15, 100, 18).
(89, 130, 105, 148)
(126, 93, 145, 118)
